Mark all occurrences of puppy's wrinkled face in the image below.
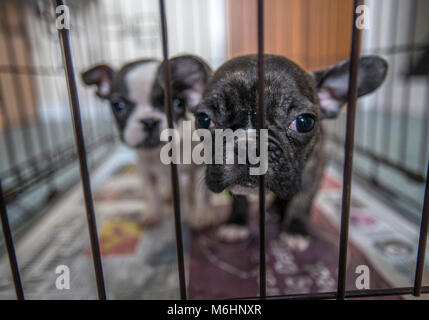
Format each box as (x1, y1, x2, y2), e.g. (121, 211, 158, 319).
(195, 54, 387, 200)
(196, 55, 321, 199)
(82, 55, 211, 149)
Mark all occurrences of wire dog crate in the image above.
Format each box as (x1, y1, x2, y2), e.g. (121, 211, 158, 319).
(0, 0, 428, 300)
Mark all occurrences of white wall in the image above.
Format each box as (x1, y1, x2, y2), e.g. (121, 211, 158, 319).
(165, 0, 227, 69)
(25, 0, 228, 122)
(102, 0, 228, 70)
(361, 0, 428, 116)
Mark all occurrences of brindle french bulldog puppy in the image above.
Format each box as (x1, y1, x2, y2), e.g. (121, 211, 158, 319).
(194, 54, 387, 249)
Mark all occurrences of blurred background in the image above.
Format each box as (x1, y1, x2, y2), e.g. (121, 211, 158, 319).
(0, 0, 428, 299)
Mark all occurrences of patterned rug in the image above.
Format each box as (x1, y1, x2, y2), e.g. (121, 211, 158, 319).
(188, 198, 394, 299)
(0, 147, 427, 299)
(187, 168, 428, 299)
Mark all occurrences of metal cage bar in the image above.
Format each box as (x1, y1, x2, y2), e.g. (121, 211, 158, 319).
(158, 0, 187, 301)
(54, 0, 106, 300)
(257, 0, 266, 299)
(0, 180, 24, 300)
(420, 82, 429, 170)
(413, 163, 429, 296)
(0, 0, 427, 301)
(238, 285, 429, 300)
(0, 3, 38, 169)
(336, 0, 363, 300)
(366, 0, 382, 181)
(0, 82, 22, 183)
(398, 0, 418, 165)
(20, 5, 58, 198)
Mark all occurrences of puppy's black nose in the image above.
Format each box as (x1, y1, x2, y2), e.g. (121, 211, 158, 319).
(140, 118, 160, 131)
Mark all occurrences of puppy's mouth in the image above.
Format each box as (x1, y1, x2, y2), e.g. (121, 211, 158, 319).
(138, 135, 162, 149)
(229, 181, 258, 195)
(140, 140, 161, 149)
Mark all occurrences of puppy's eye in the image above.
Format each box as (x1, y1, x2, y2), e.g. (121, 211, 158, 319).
(289, 114, 315, 133)
(112, 101, 127, 115)
(196, 113, 214, 129)
(173, 98, 186, 109)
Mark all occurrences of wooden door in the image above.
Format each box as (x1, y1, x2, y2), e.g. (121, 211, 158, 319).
(226, 0, 354, 71)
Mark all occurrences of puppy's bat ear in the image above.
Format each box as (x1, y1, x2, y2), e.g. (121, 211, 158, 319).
(81, 65, 114, 99)
(313, 55, 388, 119)
(158, 55, 212, 112)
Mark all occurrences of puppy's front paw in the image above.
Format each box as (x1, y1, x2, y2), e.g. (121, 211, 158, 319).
(280, 233, 310, 252)
(216, 224, 249, 243)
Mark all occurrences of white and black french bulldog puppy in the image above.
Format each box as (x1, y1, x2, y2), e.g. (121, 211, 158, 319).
(194, 54, 388, 249)
(82, 55, 216, 229)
